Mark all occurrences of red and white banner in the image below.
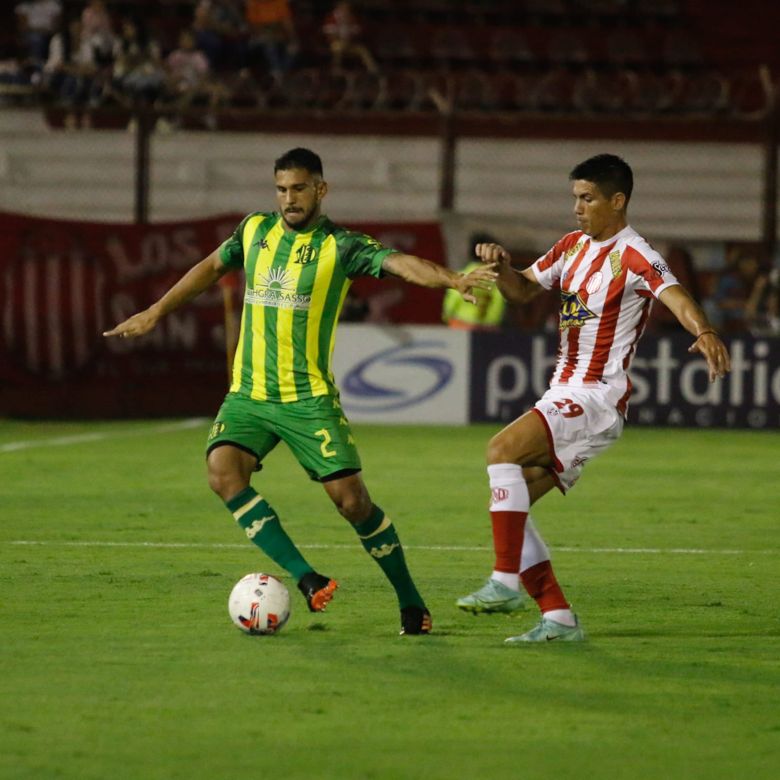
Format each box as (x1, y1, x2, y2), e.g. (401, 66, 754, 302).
(0, 212, 446, 418)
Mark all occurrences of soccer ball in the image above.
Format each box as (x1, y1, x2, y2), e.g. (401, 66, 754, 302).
(228, 573, 291, 635)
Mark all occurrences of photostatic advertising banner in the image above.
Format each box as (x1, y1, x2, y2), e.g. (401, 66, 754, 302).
(334, 329, 780, 429)
(469, 332, 780, 429)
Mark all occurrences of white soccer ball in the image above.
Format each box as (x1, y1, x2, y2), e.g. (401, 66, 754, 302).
(228, 573, 291, 635)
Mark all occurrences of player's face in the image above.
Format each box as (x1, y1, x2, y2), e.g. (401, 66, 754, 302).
(571, 179, 626, 242)
(275, 167, 328, 231)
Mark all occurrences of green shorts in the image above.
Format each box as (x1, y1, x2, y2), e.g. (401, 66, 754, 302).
(206, 392, 362, 481)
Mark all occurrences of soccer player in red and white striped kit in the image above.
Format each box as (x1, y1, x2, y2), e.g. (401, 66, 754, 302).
(457, 154, 731, 642)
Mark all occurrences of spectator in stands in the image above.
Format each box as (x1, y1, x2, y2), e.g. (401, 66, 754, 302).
(80, 0, 112, 40)
(160, 29, 228, 129)
(245, 0, 298, 81)
(442, 233, 506, 330)
(322, 1, 378, 74)
(224, 66, 267, 109)
(745, 265, 780, 336)
(15, 0, 61, 65)
(44, 18, 113, 128)
(113, 18, 164, 108)
(192, 0, 245, 71)
(705, 249, 764, 334)
(77, 0, 116, 101)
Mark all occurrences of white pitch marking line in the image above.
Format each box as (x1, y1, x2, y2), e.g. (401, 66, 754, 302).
(0, 418, 208, 453)
(3, 540, 776, 555)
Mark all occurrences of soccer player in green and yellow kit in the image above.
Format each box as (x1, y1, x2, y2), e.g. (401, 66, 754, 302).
(104, 147, 497, 635)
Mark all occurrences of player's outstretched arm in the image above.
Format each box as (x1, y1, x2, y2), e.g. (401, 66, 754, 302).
(474, 242, 542, 304)
(658, 284, 731, 381)
(381, 253, 497, 304)
(103, 250, 229, 339)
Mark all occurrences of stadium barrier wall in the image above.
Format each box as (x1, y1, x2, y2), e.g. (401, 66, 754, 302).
(2, 212, 777, 426)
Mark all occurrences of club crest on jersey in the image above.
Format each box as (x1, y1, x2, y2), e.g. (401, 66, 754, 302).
(585, 271, 604, 295)
(609, 250, 622, 278)
(294, 244, 318, 265)
(560, 289, 596, 330)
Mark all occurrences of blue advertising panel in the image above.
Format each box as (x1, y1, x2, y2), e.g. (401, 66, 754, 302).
(469, 332, 780, 429)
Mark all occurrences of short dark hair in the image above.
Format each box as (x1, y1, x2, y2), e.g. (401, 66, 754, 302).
(569, 154, 633, 205)
(274, 148, 323, 176)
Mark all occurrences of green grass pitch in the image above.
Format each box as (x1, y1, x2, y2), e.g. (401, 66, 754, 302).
(1, 419, 778, 779)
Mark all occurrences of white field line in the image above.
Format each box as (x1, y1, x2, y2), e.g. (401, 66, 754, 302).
(0, 418, 208, 453)
(3, 540, 776, 555)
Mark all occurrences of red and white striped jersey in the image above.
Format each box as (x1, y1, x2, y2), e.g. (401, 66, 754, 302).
(531, 225, 679, 415)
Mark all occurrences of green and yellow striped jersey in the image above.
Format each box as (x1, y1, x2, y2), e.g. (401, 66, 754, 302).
(219, 211, 396, 403)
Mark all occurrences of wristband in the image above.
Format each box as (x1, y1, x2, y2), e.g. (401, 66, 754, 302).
(694, 329, 717, 340)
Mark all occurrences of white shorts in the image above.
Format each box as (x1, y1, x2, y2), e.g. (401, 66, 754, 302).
(532, 384, 624, 493)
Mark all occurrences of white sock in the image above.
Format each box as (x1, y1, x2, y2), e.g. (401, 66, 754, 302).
(487, 463, 529, 593)
(491, 570, 520, 591)
(543, 608, 576, 627)
(519, 517, 550, 573)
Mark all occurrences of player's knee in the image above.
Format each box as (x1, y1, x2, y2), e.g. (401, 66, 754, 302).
(332, 491, 372, 524)
(486, 431, 516, 465)
(207, 459, 245, 501)
(207, 468, 233, 501)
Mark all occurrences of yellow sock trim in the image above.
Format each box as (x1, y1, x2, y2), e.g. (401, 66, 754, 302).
(358, 514, 392, 540)
(232, 494, 264, 522)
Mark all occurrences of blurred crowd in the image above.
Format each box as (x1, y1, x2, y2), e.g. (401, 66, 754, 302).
(3, 2, 778, 335)
(3, 0, 384, 128)
(1, 0, 775, 128)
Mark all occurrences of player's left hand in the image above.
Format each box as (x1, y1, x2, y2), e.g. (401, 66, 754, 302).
(455, 262, 498, 304)
(688, 331, 730, 381)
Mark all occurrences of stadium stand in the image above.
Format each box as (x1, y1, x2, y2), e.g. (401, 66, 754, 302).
(0, 1, 777, 124)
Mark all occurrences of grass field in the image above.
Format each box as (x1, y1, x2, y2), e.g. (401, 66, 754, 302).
(1, 418, 778, 780)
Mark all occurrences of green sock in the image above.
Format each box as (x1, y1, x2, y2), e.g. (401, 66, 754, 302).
(226, 487, 312, 581)
(353, 505, 425, 610)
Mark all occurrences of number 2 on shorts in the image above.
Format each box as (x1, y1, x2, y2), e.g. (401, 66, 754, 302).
(314, 428, 337, 458)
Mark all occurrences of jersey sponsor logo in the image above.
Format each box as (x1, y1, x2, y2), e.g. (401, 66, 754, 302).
(341, 340, 453, 412)
(294, 244, 318, 265)
(652, 261, 670, 277)
(585, 271, 604, 295)
(559, 290, 596, 330)
(564, 240, 585, 260)
(245, 267, 312, 310)
(609, 250, 622, 278)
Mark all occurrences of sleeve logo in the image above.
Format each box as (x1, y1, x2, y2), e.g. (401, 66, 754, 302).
(652, 261, 671, 278)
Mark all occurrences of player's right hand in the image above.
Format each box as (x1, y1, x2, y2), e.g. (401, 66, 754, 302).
(455, 262, 498, 303)
(103, 308, 159, 339)
(475, 242, 512, 266)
